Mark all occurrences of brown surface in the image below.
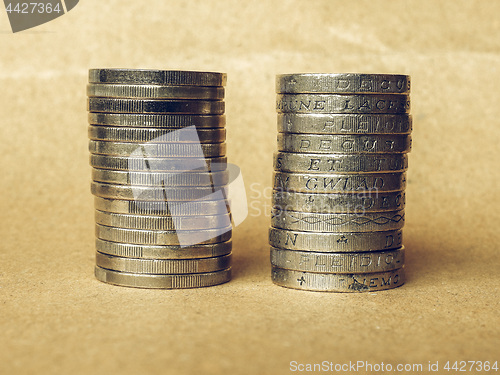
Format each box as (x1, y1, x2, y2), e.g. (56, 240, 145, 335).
(1, 1, 499, 374)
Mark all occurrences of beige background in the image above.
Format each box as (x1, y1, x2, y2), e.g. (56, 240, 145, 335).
(1, 1, 499, 374)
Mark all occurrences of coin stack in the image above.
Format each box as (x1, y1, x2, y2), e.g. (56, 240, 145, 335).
(88, 69, 233, 289)
(270, 73, 411, 292)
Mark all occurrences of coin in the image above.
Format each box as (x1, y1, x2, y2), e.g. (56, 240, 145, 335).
(274, 152, 408, 173)
(91, 182, 228, 201)
(277, 113, 412, 134)
(95, 210, 231, 230)
(271, 209, 405, 232)
(95, 223, 232, 245)
(90, 155, 227, 171)
(272, 190, 405, 213)
(276, 94, 410, 114)
(269, 228, 403, 252)
(274, 171, 406, 193)
(89, 141, 226, 158)
(88, 126, 226, 143)
(89, 69, 227, 86)
(94, 197, 229, 216)
(271, 266, 404, 292)
(95, 238, 232, 259)
(91, 168, 229, 186)
(96, 252, 232, 274)
(277, 133, 411, 154)
(88, 98, 224, 114)
(276, 73, 410, 94)
(87, 83, 224, 100)
(95, 266, 231, 289)
(88, 113, 225, 128)
(270, 247, 404, 273)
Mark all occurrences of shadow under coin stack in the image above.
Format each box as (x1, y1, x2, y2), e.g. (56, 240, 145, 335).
(88, 69, 232, 289)
(270, 73, 411, 292)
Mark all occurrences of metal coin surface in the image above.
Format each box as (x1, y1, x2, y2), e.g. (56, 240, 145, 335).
(270, 247, 405, 273)
(95, 266, 231, 289)
(96, 252, 232, 274)
(87, 83, 224, 99)
(89, 69, 227, 86)
(271, 266, 405, 292)
(277, 133, 411, 154)
(95, 238, 232, 259)
(268, 228, 403, 252)
(89, 113, 225, 128)
(89, 141, 226, 158)
(274, 152, 408, 173)
(95, 223, 232, 245)
(277, 113, 412, 134)
(276, 73, 410, 94)
(271, 209, 405, 232)
(88, 98, 224, 114)
(273, 171, 406, 193)
(276, 94, 410, 114)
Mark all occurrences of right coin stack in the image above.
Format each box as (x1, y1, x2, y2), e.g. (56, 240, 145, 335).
(270, 73, 412, 292)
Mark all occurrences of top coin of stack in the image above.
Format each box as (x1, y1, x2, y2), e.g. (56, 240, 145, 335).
(88, 69, 232, 289)
(270, 73, 411, 292)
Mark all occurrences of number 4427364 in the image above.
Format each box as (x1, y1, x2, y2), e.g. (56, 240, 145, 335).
(5, 3, 62, 14)
(444, 361, 498, 372)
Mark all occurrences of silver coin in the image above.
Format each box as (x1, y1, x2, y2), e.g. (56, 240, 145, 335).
(91, 182, 228, 201)
(88, 126, 226, 143)
(90, 155, 227, 171)
(276, 94, 410, 114)
(91, 168, 229, 186)
(277, 113, 412, 134)
(88, 98, 224, 114)
(95, 266, 231, 289)
(89, 141, 226, 158)
(87, 83, 224, 100)
(274, 152, 408, 173)
(95, 223, 232, 245)
(95, 238, 232, 259)
(96, 252, 232, 274)
(270, 247, 404, 273)
(272, 190, 405, 213)
(274, 171, 406, 193)
(95, 210, 231, 230)
(94, 197, 230, 216)
(268, 228, 403, 252)
(89, 69, 227, 86)
(277, 133, 411, 154)
(88, 113, 225, 128)
(271, 208, 405, 232)
(276, 73, 410, 94)
(271, 266, 404, 292)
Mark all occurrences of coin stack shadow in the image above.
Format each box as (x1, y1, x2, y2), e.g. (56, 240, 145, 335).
(88, 69, 232, 289)
(270, 73, 412, 292)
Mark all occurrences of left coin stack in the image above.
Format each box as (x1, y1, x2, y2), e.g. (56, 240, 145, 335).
(87, 69, 232, 288)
